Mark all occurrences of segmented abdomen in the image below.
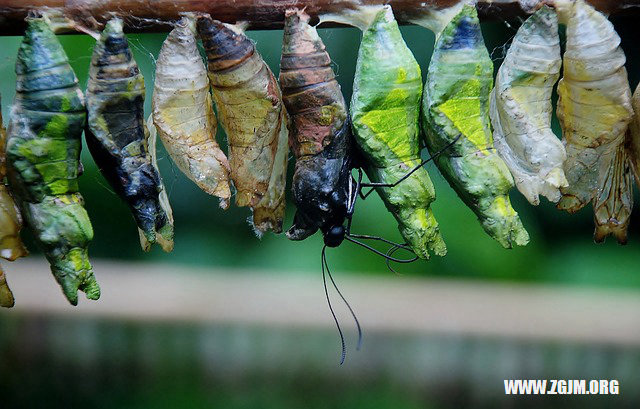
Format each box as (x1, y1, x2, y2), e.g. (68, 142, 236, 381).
(86, 18, 173, 252)
(153, 17, 231, 208)
(280, 9, 352, 241)
(490, 5, 567, 205)
(280, 10, 347, 158)
(197, 16, 289, 235)
(6, 16, 98, 305)
(350, 5, 446, 259)
(556, 0, 633, 214)
(422, 4, 529, 248)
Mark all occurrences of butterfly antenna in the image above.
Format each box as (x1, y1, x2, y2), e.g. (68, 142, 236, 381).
(384, 244, 409, 276)
(323, 246, 363, 351)
(349, 233, 413, 251)
(322, 245, 347, 365)
(345, 235, 419, 264)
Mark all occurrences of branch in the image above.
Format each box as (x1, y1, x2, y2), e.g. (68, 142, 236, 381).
(0, 0, 637, 34)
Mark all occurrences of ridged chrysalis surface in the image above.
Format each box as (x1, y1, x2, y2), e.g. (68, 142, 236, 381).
(152, 17, 231, 208)
(86, 18, 174, 252)
(490, 6, 568, 205)
(421, 4, 529, 249)
(197, 16, 289, 235)
(555, 0, 634, 244)
(6, 17, 98, 305)
(349, 5, 446, 259)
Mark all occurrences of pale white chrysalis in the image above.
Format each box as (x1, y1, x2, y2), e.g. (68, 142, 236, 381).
(554, 0, 633, 213)
(490, 5, 567, 205)
(152, 17, 231, 209)
(554, 0, 634, 243)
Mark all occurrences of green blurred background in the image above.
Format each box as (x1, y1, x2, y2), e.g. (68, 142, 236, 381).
(0, 12, 639, 409)
(0, 17, 637, 287)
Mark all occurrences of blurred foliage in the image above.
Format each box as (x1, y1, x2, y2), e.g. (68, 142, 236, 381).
(0, 17, 638, 288)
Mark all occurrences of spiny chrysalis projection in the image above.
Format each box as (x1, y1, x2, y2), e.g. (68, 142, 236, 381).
(86, 18, 174, 252)
(197, 15, 289, 235)
(421, 4, 529, 249)
(350, 5, 446, 259)
(152, 17, 231, 208)
(555, 0, 634, 244)
(6, 16, 98, 305)
(279, 9, 353, 243)
(0, 98, 28, 308)
(490, 6, 568, 205)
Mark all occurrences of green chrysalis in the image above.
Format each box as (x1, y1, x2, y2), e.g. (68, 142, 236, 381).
(6, 16, 99, 305)
(350, 5, 446, 259)
(421, 4, 529, 248)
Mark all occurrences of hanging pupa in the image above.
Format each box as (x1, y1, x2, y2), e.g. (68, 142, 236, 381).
(554, 0, 634, 244)
(324, 4, 446, 259)
(86, 18, 174, 252)
(279, 9, 354, 243)
(490, 5, 568, 205)
(6, 16, 99, 305)
(421, 3, 529, 248)
(152, 17, 231, 208)
(197, 15, 289, 235)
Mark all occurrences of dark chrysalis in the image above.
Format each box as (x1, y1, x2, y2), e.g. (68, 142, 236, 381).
(280, 9, 353, 247)
(86, 18, 174, 252)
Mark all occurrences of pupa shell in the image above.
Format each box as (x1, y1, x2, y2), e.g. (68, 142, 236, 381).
(350, 5, 446, 259)
(490, 6, 568, 205)
(152, 17, 231, 208)
(197, 16, 289, 235)
(279, 9, 353, 242)
(555, 0, 633, 213)
(86, 18, 174, 252)
(421, 4, 529, 248)
(555, 0, 634, 243)
(6, 16, 98, 305)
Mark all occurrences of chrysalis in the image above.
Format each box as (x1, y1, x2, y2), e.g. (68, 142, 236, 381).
(6, 16, 99, 305)
(279, 9, 353, 244)
(197, 15, 289, 235)
(421, 4, 529, 249)
(86, 18, 174, 252)
(152, 17, 231, 208)
(555, 0, 633, 243)
(490, 6, 568, 205)
(346, 5, 446, 259)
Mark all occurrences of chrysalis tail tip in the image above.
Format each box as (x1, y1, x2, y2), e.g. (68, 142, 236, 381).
(594, 224, 629, 245)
